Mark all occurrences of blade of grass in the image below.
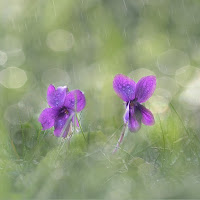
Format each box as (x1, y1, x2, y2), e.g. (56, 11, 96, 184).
(170, 103, 189, 137)
(76, 113, 86, 142)
(170, 103, 200, 162)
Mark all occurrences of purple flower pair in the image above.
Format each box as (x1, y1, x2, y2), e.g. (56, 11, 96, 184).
(38, 85, 86, 137)
(38, 74, 156, 140)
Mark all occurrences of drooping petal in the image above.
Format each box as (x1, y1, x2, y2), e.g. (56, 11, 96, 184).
(123, 103, 129, 124)
(47, 84, 68, 107)
(128, 106, 141, 132)
(54, 114, 71, 137)
(135, 76, 156, 103)
(138, 104, 155, 126)
(64, 90, 86, 112)
(72, 115, 80, 127)
(113, 74, 136, 102)
(38, 108, 58, 130)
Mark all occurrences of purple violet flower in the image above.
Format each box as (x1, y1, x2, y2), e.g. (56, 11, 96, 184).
(113, 74, 156, 132)
(38, 84, 86, 137)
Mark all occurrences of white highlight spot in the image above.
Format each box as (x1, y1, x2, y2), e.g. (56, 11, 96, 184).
(175, 65, 200, 88)
(157, 49, 189, 75)
(157, 77, 179, 97)
(154, 88, 172, 102)
(179, 74, 200, 110)
(0, 51, 7, 65)
(0, 67, 27, 88)
(46, 29, 74, 52)
(148, 95, 169, 114)
(7, 49, 25, 67)
(0, 36, 25, 67)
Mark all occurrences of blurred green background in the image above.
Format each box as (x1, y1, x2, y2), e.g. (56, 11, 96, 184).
(1, 0, 200, 199)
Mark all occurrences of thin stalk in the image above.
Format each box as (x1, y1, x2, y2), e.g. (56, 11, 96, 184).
(158, 114, 166, 165)
(20, 121, 26, 158)
(54, 115, 73, 161)
(60, 114, 73, 137)
(76, 113, 86, 142)
(113, 123, 128, 153)
(170, 103, 200, 163)
(170, 103, 189, 137)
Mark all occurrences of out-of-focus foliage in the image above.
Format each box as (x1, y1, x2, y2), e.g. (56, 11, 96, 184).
(1, 0, 200, 199)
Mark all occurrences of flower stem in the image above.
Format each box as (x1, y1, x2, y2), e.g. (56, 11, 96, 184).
(113, 123, 128, 153)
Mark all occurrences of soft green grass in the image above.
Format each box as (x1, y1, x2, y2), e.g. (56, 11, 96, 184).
(1, 1, 200, 198)
(1, 104, 200, 199)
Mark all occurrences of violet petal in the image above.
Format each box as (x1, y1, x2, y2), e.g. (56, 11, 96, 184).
(138, 104, 155, 126)
(47, 84, 68, 107)
(113, 74, 136, 102)
(128, 106, 141, 132)
(64, 90, 86, 112)
(38, 108, 58, 130)
(135, 76, 156, 103)
(54, 114, 71, 137)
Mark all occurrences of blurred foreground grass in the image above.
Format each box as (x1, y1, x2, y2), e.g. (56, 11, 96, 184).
(1, 104, 200, 199)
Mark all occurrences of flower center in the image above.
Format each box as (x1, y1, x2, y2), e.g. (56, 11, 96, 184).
(59, 107, 69, 116)
(130, 101, 135, 107)
(129, 98, 138, 107)
(64, 109, 69, 115)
